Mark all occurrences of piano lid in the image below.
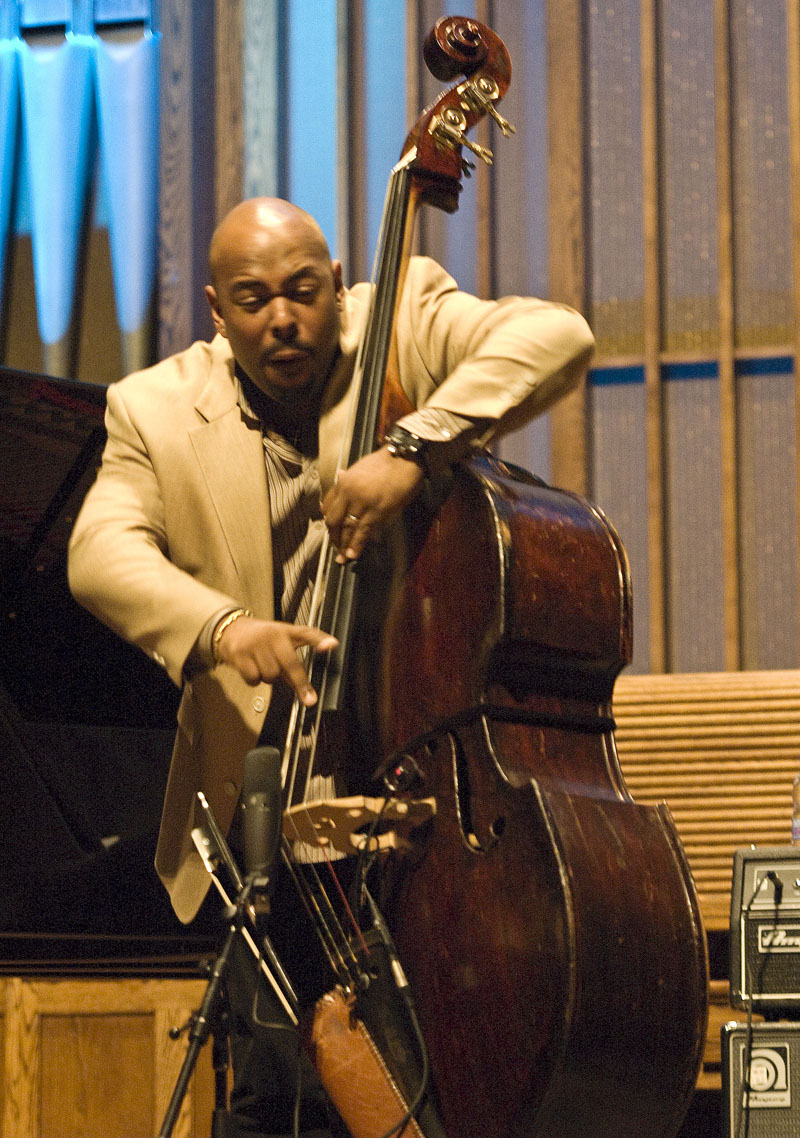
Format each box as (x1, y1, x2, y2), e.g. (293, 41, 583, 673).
(0, 365, 178, 729)
(0, 367, 215, 973)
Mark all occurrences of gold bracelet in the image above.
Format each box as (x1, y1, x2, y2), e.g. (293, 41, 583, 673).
(211, 607, 254, 665)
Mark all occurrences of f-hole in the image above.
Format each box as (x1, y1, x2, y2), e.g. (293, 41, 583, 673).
(450, 732, 485, 852)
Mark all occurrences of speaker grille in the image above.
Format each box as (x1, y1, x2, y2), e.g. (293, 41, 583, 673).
(730, 847, 800, 1011)
(722, 1022, 800, 1138)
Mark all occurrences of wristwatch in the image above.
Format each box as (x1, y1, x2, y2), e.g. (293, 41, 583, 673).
(384, 424, 430, 475)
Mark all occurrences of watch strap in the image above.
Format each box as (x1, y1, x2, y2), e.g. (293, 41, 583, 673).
(383, 424, 430, 476)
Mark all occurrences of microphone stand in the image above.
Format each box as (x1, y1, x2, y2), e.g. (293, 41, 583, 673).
(157, 794, 298, 1138)
(158, 882, 251, 1138)
(211, 1014, 234, 1138)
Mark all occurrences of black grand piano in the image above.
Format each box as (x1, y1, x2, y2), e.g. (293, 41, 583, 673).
(0, 366, 217, 973)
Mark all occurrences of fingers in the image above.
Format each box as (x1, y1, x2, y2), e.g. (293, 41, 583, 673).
(214, 616, 338, 705)
(280, 628, 338, 706)
(333, 509, 372, 564)
(323, 449, 424, 563)
(322, 489, 369, 562)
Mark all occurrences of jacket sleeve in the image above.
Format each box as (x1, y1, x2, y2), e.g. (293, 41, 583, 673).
(393, 257, 595, 438)
(67, 381, 243, 687)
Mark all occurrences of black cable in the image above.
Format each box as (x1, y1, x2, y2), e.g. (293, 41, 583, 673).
(362, 885, 432, 1138)
(374, 994, 430, 1138)
(347, 795, 390, 914)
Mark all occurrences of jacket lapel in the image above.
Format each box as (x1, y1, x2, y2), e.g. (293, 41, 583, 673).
(189, 342, 274, 614)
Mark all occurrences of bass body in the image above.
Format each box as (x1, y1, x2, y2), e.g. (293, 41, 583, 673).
(339, 454, 708, 1138)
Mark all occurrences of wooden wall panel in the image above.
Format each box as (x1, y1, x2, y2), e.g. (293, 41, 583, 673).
(413, 0, 479, 297)
(241, 0, 283, 202)
(639, 0, 666, 672)
(157, 0, 216, 358)
(39, 1013, 154, 1138)
(713, 0, 740, 670)
(613, 669, 800, 930)
(214, 0, 244, 219)
(663, 374, 725, 672)
(0, 978, 215, 1138)
(580, 1, 800, 674)
(546, 0, 588, 496)
(737, 362, 800, 668)
(789, 0, 800, 630)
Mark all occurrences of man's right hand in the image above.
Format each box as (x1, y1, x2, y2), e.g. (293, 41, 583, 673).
(215, 615, 338, 707)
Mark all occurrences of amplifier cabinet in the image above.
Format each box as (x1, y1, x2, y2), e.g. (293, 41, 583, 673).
(730, 847, 800, 1012)
(722, 1021, 800, 1138)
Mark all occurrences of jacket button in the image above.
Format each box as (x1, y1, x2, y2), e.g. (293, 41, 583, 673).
(223, 780, 237, 798)
(252, 696, 266, 713)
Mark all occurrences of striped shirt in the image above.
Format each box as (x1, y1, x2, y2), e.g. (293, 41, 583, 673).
(194, 371, 480, 667)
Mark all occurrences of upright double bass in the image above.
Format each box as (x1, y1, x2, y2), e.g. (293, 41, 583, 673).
(273, 16, 708, 1138)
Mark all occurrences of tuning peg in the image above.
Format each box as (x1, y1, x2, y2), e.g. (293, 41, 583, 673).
(432, 107, 495, 166)
(485, 101, 515, 137)
(461, 75, 516, 138)
(459, 134, 494, 165)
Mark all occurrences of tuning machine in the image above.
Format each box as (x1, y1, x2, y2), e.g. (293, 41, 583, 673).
(431, 106, 495, 165)
(461, 75, 516, 137)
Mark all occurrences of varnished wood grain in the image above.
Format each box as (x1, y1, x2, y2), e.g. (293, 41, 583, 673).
(360, 461, 706, 1138)
(2, 978, 40, 1138)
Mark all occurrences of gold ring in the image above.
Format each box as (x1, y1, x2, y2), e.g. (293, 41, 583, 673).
(345, 512, 359, 522)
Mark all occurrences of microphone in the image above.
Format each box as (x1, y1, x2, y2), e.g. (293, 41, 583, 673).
(241, 746, 283, 893)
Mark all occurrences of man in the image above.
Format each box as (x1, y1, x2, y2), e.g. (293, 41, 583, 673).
(68, 197, 594, 1135)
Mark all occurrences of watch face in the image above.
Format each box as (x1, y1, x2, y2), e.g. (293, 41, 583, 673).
(387, 429, 427, 468)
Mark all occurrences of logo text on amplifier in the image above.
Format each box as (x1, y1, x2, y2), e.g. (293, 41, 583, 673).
(740, 1044, 791, 1108)
(757, 925, 800, 952)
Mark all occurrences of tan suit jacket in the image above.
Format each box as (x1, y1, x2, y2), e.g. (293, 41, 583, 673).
(68, 257, 594, 922)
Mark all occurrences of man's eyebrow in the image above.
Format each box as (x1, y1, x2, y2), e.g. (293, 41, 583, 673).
(230, 279, 263, 295)
(283, 265, 324, 285)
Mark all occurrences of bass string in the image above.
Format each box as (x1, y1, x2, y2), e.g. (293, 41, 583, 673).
(276, 155, 417, 990)
(279, 640, 372, 989)
(279, 840, 358, 986)
(280, 823, 372, 992)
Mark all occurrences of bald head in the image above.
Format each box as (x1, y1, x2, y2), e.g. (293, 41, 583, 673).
(204, 197, 344, 402)
(208, 198, 332, 287)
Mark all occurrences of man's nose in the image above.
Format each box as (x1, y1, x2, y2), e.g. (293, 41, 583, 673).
(268, 296, 297, 338)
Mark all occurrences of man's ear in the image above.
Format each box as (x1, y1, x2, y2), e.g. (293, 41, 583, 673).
(205, 285, 227, 337)
(331, 260, 344, 305)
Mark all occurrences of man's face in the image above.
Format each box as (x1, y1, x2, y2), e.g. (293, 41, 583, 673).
(206, 215, 344, 402)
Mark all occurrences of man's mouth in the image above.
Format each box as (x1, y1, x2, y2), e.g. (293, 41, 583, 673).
(270, 350, 307, 361)
(265, 345, 312, 364)
(261, 349, 315, 389)
(265, 348, 313, 374)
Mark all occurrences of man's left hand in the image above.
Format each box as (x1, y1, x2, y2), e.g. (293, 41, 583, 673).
(322, 446, 425, 562)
